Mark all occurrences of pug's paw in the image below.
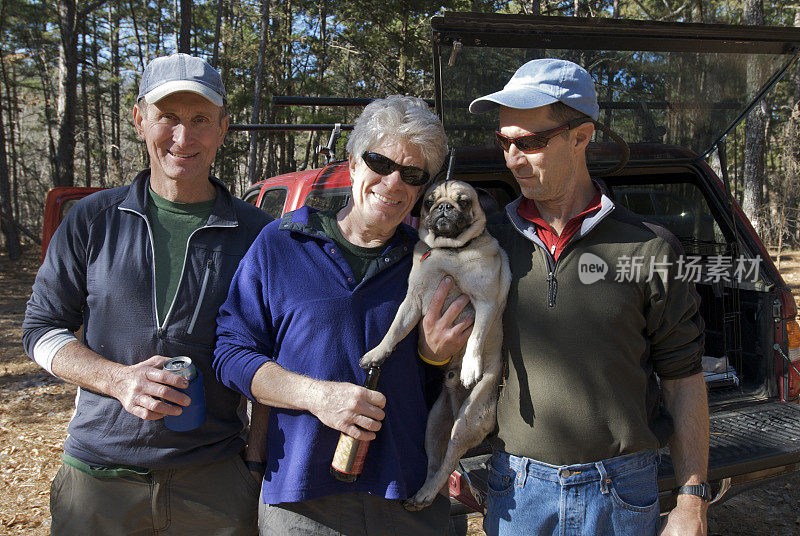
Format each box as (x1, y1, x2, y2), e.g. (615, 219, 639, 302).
(403, 489, 436, 511)
(360, 347, 389, 369)
(460, 356, 482, 388)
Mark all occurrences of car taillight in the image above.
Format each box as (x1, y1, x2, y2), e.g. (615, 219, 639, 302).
(787, 319, 800, 399)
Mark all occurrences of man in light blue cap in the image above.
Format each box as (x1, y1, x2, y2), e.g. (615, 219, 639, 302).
(424, 59, 710, 536)
(23, 53, 270, 535)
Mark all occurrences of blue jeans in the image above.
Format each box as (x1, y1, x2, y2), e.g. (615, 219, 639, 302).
(483, 449, 660, 536)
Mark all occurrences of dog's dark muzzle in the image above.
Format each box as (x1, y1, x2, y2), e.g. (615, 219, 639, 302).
(429, 203, 468, 238)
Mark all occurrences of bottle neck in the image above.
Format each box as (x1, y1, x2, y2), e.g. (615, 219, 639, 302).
(364, 366, 381, 390)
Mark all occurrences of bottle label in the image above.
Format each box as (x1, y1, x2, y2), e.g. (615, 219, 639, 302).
(331, 434, 370, 475)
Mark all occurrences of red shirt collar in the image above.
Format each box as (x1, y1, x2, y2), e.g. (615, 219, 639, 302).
(517, 186, 603, 260)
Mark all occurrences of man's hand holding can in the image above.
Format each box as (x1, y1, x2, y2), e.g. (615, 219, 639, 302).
(109, 355, 191, 420)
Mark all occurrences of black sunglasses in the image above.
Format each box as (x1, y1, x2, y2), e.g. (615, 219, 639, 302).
(361, 151, 430, 186)
(495, 118, 593, 153)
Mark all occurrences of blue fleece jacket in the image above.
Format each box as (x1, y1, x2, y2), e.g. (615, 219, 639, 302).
(214, 207, 438, 504)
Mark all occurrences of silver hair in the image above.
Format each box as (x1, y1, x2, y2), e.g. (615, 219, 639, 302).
(346, 95, 448, 178)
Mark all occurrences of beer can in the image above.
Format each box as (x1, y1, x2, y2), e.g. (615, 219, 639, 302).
(163, 356, 197, 381)
(162, 356, 206, 432)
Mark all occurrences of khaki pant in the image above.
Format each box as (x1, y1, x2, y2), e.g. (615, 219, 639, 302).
(50, 455, 260, 536)
(258, 490, 450, 536)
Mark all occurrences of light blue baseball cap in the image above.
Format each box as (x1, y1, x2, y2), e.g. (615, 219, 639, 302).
(138, 53, 226, 107)
(469, 59, 599, 120)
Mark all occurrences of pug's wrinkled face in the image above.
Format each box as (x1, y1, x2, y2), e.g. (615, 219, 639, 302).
(421, 180, 485, 240)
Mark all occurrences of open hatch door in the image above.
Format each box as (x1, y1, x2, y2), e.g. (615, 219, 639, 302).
(432, 13, 800, 164)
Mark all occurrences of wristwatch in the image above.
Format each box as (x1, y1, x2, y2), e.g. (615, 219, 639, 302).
(244, 460, 267, 475)
(674, 482, 712, 502)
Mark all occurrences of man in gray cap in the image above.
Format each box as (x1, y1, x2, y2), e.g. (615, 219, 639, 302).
(23, 53, 271, 535)
(423, 59, 709, 536)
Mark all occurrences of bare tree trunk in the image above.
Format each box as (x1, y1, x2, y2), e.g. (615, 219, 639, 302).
(398, 8, 408, 94)
(54, 0, 79, 187)
(212, 0, 224, 67)
(285, 1, 295, 172)
(786, 7, 800, 246)
(0, 80, 21, 258)
(742, 0, 765, 235)
(0, 46, 19, 219)
(0, 3, 20, 258)
(248, 0, 269, 185)
(34, 54, 58, 184)
(734, 124, 741, 205)
(128, 0, 147, 70)
(691, 0, 704, 23)
(81, 30, 91, 187)
(173, 0, 179, 50)
(109, 0, 122, 185)
(92, 10, 107, 186)
(9, 66, 18, 219)
(155, 1, 164, 57)
(178, 0, 192, 53)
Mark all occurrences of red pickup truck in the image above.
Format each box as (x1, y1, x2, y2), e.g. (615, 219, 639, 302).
(42, 13, 800, 532)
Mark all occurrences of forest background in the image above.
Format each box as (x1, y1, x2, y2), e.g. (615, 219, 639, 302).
(0, 0, 798, 260)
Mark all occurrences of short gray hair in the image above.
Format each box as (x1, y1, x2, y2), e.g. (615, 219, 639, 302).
(346, 95, 448, 178)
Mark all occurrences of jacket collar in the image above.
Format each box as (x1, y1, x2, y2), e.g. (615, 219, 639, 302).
(280, 206, 417, 254)
(505, 181, 615, 249)
(118, 169, 238, 227)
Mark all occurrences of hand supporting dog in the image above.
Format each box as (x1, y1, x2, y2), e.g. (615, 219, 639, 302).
(418, 277, 474, 363)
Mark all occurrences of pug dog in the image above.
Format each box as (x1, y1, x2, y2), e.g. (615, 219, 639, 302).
(360, 179, 511, 510)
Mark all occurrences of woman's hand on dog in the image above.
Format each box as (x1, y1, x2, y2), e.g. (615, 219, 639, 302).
(418, 276, 474, 363)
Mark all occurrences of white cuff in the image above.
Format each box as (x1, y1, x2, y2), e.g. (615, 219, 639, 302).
(32, 328, 78, 375)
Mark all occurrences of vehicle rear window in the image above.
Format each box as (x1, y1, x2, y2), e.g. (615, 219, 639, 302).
(303, 188, 350, 213)
(61, 198, 80, 220)
(260, 188, 288, 219)
(439, 45, 789, 161)
(608, 181, 726, 257)
(242, 188, 260, 206)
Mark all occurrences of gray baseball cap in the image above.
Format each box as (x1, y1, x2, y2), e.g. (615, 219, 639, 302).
(469, 59, 599, 120)
(138, 54, 226, 107)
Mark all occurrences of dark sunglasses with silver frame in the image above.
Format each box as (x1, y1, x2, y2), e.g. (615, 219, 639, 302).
(495, 117, 594, 153)
(361, 151, 430, 186)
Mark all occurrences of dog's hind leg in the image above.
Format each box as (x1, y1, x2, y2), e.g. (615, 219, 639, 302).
(360, 293, 423, 369)
(421, 388, 455, 483)
(403, 370, 499, 511)
(422, 369, 469, 480)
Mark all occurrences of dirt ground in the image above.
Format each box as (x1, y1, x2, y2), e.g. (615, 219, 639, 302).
(1, 246, 799, 535)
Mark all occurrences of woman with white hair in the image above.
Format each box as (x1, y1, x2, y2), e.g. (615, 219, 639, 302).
(214, 96, 460, 534)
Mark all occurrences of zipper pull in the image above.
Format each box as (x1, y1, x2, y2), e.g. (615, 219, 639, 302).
(547, 272, 557, 308)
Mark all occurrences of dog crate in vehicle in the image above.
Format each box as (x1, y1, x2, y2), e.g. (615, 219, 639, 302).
(604, 175, 751, 397)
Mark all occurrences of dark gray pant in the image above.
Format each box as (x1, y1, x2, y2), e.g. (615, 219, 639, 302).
(50, 455, 260, 536)
(258, 491, 450, 536)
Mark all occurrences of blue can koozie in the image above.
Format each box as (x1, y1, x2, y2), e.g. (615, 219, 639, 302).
(163, 357, 207, 432)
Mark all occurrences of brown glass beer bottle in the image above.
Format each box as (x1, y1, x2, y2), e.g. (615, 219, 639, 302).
(330, 366, 381, 482)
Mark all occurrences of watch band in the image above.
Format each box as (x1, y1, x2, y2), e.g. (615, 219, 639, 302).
(674, 482, 712, 502)
(244, 460, 267, 474)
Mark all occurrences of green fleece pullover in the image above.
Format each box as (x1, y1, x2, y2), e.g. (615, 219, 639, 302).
(488, 194, 704, 465)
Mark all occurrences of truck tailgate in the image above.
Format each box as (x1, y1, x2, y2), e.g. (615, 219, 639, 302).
(450, 400, 800, 514)
(658, 400, 800, 491)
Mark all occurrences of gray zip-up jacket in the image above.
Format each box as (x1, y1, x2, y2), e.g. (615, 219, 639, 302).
(22, 170, 271, 469)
